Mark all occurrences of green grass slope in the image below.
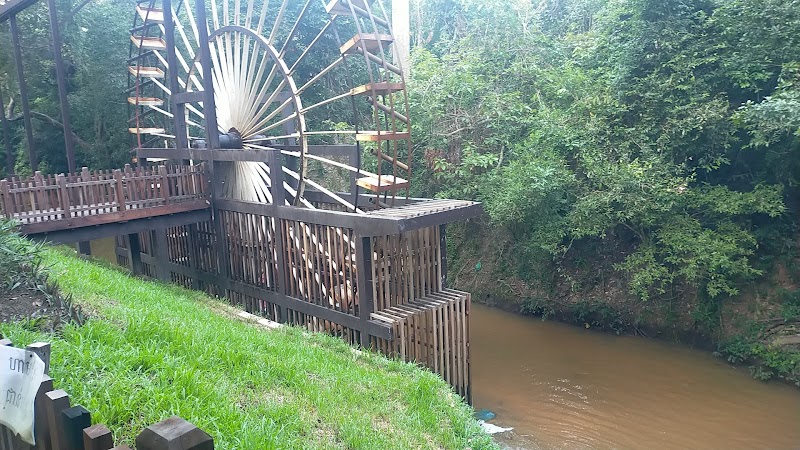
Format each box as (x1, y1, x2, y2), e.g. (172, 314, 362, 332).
(0, 247, 495, 449)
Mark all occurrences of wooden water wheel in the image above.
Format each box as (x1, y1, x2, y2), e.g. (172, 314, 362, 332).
(127, 0, 412, 211)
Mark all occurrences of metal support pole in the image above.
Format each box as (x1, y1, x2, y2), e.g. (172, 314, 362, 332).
(0, 86, 15, 177)
(9, 14, 37, 172)
(47, 0, 77, 173)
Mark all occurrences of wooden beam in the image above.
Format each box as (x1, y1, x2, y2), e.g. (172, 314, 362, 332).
(28, 207, 211, 244)
(21, 200, 210, 235)
(155, 258, 393, 339)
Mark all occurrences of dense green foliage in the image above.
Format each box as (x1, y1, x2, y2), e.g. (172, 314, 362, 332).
(1, 243, 495, 449)
(408, 0, 799, 316)
(0, 0, 131, 175)
(0, 219, 43, 289)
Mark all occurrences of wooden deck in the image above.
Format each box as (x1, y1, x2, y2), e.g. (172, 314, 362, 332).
(0, 165, 209, 240)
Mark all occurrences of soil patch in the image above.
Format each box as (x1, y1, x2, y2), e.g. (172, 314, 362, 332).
(0, 286, 72, 328)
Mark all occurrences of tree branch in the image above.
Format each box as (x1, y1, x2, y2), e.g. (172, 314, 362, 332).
(7, 111, 91, 150)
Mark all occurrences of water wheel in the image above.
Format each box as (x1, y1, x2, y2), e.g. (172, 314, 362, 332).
(127, 0, 411, 211)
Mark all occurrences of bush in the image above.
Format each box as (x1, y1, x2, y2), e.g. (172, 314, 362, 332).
(0, 220, 45, 291)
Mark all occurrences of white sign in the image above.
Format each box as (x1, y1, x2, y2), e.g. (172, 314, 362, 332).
(0, 346, 45, 445)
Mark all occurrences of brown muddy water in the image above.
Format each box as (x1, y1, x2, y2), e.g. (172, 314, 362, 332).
(90, 238, 799, 448)
(471, 303, 800, 450)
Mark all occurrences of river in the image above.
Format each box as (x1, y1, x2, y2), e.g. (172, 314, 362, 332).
(471, 303, 800, 449)
(89, 238, 800, 448)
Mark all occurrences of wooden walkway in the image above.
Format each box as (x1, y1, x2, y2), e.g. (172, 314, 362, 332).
(0, 165, 209, 241)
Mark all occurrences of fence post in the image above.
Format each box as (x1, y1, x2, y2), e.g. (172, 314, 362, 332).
(0, 180, 12, 219)
(135, 416, 213, 450)
(33, 171, 46, 216)
(62, 406, 91, 450)
(159, 165, 170, 204)
(26, 342, 51, 375)
(56, 174, 70, 221)
(44, 390, 70, 450)
(34, 376, 54, 450)
(113, 169, 126, 215)
(83, 425, 113, 450)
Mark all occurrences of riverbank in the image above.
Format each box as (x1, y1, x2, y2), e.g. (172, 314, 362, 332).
(449, 221, 800, 387)
(0, 239, 496, 449)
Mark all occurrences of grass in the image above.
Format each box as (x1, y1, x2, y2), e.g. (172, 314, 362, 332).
(0, 245, 496, 449)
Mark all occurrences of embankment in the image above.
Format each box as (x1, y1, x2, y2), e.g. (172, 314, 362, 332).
(0, 242, 496, 449)
(448, 220, 800, 387)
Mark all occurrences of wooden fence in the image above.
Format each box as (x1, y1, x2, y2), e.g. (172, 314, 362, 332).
(0, 340, 213, 450)
(114, 194, 476, 400)
(0, 165, 208, 235)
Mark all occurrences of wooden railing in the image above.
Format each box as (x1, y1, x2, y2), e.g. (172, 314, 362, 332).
(0, 340, 213, 450)
(0, 165, 209, 234)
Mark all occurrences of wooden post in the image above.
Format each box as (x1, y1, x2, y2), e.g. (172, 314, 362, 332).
(127, 233, 143, 276)
(186, 223, 201, 290)
(113, 169, 126, 215)
(0, 180, 12, 219)
(162, 0, 189, 150)
(61, 406, 91, 450)
(26, 342, 51, 375)
(9, 14, 38, 171)
(34, 376, 54, 450)
(0, 339, 12, 450)
(439, 224, 447, 289)
(56, 174, 70, 222)
(159, 165, 170, 204)
(83, 425, 113, 450)
(44, 390, 71, 450)
(135, 416, 213, 450)
(268, 150, 286, 322)
(77, 168, 92, 255)
(153, 227, 171, 282)
(355, 236, 375, 348)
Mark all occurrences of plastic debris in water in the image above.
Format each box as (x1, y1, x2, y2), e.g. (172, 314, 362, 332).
(478, 420, 514, 434)
(474, 408, 496, 421)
